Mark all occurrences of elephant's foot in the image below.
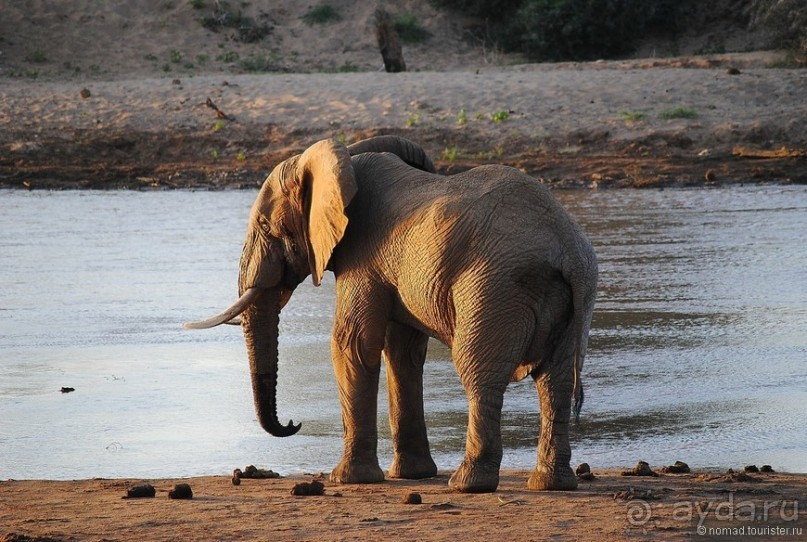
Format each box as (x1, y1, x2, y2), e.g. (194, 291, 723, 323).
(388, 453, 437, 480)
(527, 465, 578, 491)
(448, 460, 499, 493)
(330, 457, 385, 484)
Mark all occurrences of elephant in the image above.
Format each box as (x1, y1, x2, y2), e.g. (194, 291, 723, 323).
(185, 135, 597, 493)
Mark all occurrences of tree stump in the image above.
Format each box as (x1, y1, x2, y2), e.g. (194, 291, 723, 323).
(374, 8, 406, 72)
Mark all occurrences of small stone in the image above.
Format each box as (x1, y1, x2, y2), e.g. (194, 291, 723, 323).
(79, 88, 91, 99)
(576, 463, 595, 480)
(621, 461, 658, 477)
(124, 483, 156, 499)
(240, 465, 279, 479)
(727, 67, 741, 75)
(231, 475, 241, 486)
(60, 387, 75, 393)
(168, 483, 193, 499)
(290, 480, 325, 496)
(661, 461, 690, 474)
(171, 79, 181, 85)
(402, 492, 422, 504)
(704, 169, 716, 183)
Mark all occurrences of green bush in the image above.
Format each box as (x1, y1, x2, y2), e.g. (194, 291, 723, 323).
(302, 4, 342, 25)
(434, 0, 691, 62)
(429, 0, 522, 20)
(752, 0, 807, 64)
(394, 14, 431, 43)
(507, 0, 659, 61)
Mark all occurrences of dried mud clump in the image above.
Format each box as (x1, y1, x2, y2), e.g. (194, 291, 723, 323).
(661, 461, 691, 474)
(123, 483, 156, 499)
(168, 483, 193, 500)
(576, 463, 595, 481)
(402, 492, 422, 504)
(290, 480, 325, 496)
(621, 461, 659, 477)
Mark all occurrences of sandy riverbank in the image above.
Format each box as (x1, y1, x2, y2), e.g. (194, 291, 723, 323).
(2, 52, 806, 190)
(2, 468, 805, 541)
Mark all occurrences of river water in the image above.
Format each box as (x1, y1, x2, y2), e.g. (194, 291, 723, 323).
(1, 186, 805, 480)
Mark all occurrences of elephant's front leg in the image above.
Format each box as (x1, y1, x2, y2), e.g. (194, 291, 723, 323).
(384, 322, 437, 480)
(329, 337, 385, 484)
(329, 282, 388, 485)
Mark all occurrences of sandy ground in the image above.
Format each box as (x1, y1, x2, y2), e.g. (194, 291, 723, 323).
(1, 469, 805, 541)
(2, 52, 806, 189)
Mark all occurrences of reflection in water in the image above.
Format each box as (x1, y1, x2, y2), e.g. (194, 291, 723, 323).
(0, 186, 805, 479)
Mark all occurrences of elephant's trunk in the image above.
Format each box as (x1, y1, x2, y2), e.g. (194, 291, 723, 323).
(242, 288, 301, 437)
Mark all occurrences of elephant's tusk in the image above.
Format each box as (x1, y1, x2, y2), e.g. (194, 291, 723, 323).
(183, 287, 261, 329)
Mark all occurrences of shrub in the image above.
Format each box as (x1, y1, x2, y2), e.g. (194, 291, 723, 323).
(659, 107, 697, 119)
(434, 0, 692, 62)
(302, 4, 342, 25)
(752, 0, 807, 64)
(507, 0, 658, 61)
(239, 55, 278, 72)
(200, 0, 272, 43)
(393, 14, 431, 43)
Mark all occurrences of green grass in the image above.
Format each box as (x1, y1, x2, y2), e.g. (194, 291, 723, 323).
(25, 50, 47, 63)
(169, 49, 183, 63)
(619, 110, 645, 122)
(216, 51, 240, 63)
(441, 146, 460, 163)
(405, 111, 421, 128)
(393, 14, 430, 43)
(337, 60, 359, 73)
(239, 55, 276, 72)
(659, 107, 698, 120)
(456, 108, 468, 126)
(302, 4, 341, 25)
(491, 110, 510, 124)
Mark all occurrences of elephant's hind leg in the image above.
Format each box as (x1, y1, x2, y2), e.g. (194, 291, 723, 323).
(384, 322, 437, 479)
(528, 328, 578, 491)
(447, 309, 529, 493)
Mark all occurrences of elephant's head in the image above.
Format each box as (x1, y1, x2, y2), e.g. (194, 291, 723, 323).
(185, 135, 434, 438)
(185, 139, 356, 437)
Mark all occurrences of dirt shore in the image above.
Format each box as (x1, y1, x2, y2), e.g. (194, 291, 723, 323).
(2, 53, 806, 190)
(2, 468, 805, 541)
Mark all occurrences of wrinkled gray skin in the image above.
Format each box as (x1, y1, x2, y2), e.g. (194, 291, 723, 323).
(187, 135, 597, 493)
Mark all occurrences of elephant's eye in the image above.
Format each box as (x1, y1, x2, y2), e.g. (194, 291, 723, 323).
(258, 219, 273, 238)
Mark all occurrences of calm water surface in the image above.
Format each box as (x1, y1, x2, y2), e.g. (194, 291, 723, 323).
(1, 186, 805, 480)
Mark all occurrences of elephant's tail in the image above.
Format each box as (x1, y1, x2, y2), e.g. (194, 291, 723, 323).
(570, 258, 597, 424)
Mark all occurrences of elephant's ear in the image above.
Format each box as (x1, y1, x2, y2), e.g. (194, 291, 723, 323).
(296, 139, 357, 286)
